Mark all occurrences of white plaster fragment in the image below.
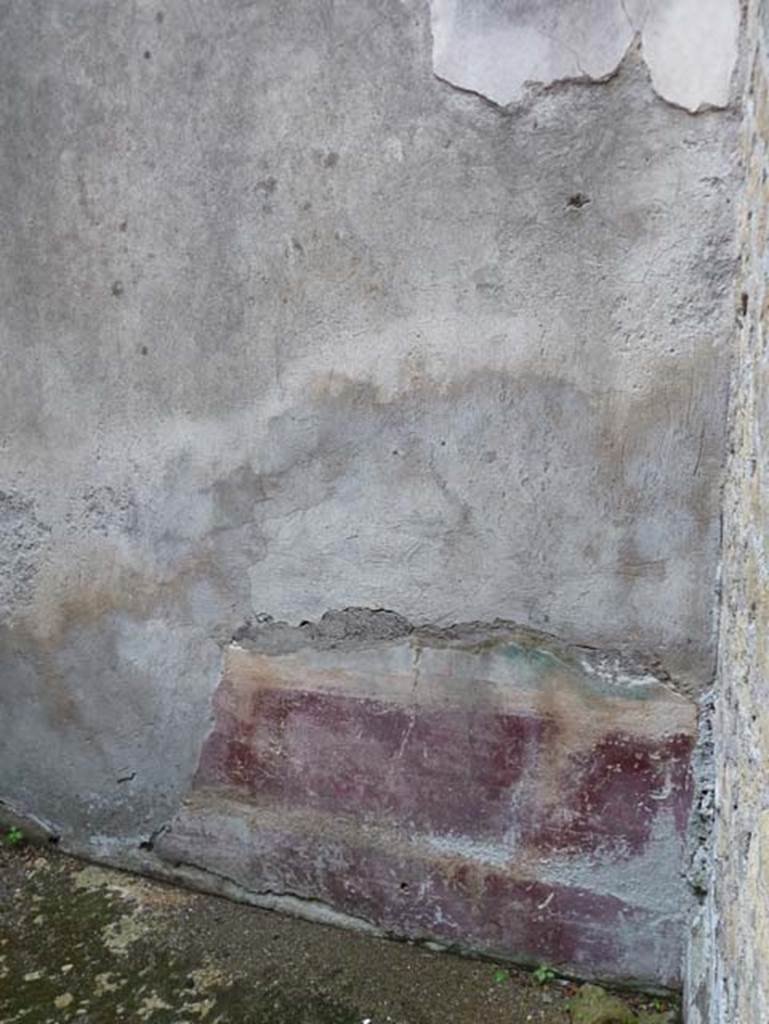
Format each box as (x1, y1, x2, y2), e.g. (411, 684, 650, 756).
(641, 0, 740, 112)
(430, 0, 634, 106)
(429, 0, 740, 113)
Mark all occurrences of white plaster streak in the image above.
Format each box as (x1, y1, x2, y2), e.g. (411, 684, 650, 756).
(422, 832, 512, 867)
(394, 648, 420, 761)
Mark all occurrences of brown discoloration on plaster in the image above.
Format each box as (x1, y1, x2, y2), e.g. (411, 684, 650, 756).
(1, 354, 727, 692)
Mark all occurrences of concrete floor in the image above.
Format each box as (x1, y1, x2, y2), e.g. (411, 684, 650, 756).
(0, 845, 678, 1023)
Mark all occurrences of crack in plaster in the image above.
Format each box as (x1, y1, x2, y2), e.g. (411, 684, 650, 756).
(162, 857, 385, 936)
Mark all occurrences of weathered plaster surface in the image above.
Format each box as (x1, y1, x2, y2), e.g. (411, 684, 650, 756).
(685, 1, 769, 1019)
(430, 0, 740, 112)
(0, 0, 739, 987)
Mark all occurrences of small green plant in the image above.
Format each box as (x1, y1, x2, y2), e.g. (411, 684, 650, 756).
(532, 964, 556, 986)
(3, 827, 23, 847)
(492, 968, 509, 985)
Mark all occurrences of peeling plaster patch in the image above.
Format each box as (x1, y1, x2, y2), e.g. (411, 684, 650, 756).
(429, 0, 739, 113)
(430, 0, 634, 106)
(642, 0, 740, 112)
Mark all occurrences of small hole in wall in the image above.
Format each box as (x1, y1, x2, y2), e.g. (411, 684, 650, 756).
(741, 292, 749, 316)
(566, 193, 590, 209)
(400, 882, 409, 892)
(48, 834, 60, 846)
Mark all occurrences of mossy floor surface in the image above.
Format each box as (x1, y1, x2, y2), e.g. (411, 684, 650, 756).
(0, 846, 675, 1024)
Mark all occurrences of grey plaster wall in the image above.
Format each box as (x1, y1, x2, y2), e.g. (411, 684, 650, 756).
(0, 0, 738, 868)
